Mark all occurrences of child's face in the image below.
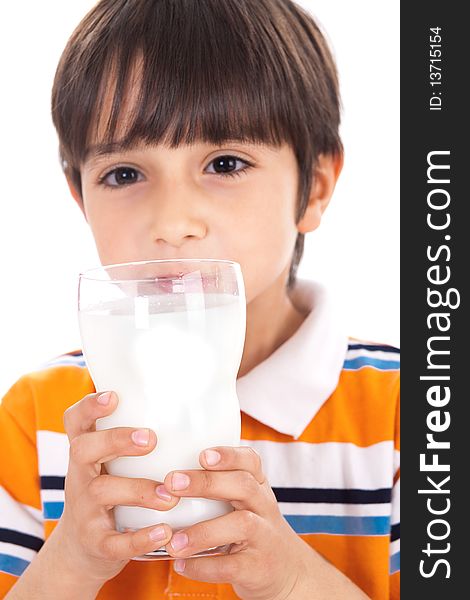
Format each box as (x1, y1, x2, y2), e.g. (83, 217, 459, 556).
(76, 141, 303, 303)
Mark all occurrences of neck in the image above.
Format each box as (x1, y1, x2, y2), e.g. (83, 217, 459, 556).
(237, 271, 307, 379)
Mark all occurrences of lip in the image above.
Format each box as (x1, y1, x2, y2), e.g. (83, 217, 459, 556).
(80, 259, 236, 283)
(156, 272, 186, 279)
(137, 271, 215, 294)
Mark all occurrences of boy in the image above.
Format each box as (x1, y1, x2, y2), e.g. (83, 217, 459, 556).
(0, 0, 399, 598)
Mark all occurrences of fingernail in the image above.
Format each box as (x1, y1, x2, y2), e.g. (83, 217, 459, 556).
(174, 559, 186, 573)
(97, 392, 112, 405)
(172, 472, 190, 491)
(131, 428, 150, 446)
(171, 532, 189, 551)
(149, 526, 167, 542)
(156, 485, 173, 501)
(204, 449, 221, 466)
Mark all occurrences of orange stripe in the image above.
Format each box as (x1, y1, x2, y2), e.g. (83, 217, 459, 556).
(30, 361, 399, 450)
(241, 368, 399, 446)
(302, 533, 391, 600)
(31, 366, 96, 433)
(0, 572, 18, 597)
(0, 379, 42, 511)
(390, 570, 400, 600)
(98, 560, 172, 599)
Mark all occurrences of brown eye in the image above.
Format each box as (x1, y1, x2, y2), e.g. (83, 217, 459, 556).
(206, 155, 253, 178)
(212, 156, 237, 174)
(100, 166, 144, 187)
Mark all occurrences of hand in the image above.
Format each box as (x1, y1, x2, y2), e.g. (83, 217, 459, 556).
(54, 391, 178, 589)
(161, 446, 314, 600)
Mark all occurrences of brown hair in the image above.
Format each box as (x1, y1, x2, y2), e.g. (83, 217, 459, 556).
(51, 0, 342, 288)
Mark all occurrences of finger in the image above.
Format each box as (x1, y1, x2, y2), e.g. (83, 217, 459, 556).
(63, 391, 118, 441)
(163, 468, 272, 515)
(69, 426, 157, 466)
(165, 509, 261, 558)
(87, 474, 180, 511)
(172, 551, 246, 585)
(199, 446, 265, 484)
(99, 523, 174, 562)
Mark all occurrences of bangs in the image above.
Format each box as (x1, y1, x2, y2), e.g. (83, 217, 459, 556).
(88, 8, 291, 156)
(85, 35, 288, 160)
(52, 0, 338, 170)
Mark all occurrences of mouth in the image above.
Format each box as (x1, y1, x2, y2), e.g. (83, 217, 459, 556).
(160, 270, 213, 289)
(155, 273, 185, 280)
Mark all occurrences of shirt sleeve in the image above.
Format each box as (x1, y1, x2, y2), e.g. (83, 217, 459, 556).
(389, 382, 400, 599)
(0, 376, 45, 595)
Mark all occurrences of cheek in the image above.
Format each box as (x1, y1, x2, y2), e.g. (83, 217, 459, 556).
(226, 197, 298, 303)
(85, 202, 140, 265)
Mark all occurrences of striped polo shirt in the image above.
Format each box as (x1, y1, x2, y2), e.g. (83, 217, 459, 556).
(0, 279, 400, 599)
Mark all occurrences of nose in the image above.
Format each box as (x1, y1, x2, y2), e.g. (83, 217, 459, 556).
(151, 186, 207, 249)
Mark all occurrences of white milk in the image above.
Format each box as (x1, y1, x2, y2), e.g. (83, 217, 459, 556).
(78, 293, 245, 533)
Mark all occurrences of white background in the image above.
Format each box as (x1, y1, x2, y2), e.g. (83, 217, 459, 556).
(0, 1, 399, 399)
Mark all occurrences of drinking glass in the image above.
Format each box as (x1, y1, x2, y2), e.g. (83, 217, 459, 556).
(78, 259, 246, 560)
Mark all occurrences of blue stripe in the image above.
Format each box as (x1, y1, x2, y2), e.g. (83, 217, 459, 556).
(43, 501, 64, 520)
(343, 356, 400, 371)
(42, 359, 87, 368)
(0, 553, 30, 577)
(390, 551, 400, 574)
(284, 515, 390, 536)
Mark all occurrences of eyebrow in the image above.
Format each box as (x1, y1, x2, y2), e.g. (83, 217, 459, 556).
(84, 138, 273, 167)
(84, 141, 134, 165)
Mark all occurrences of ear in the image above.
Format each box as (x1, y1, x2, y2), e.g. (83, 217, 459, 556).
(296, 152, 344, 234)
(65, 175, 88, 221)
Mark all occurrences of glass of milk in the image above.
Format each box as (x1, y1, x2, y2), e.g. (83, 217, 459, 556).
(78, 259, 246, 560)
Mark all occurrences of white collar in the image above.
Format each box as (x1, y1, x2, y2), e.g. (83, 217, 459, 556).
(236, 279, 349, 440)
